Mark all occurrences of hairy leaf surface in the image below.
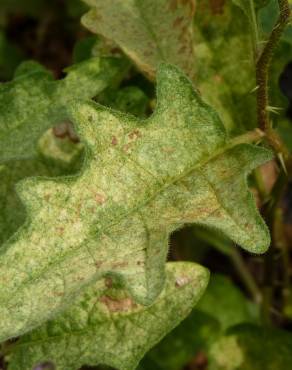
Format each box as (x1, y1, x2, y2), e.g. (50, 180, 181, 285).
(0, 56, 126, 162)
(0, 64, 271, 342)
(81, 0, 196, 80)
(8, 262, 209, 370)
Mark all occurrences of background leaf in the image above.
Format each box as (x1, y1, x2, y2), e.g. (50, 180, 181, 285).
(0, 56, 127, 162)
(209, 324, 292, 369)
(81, 0, 196, 80)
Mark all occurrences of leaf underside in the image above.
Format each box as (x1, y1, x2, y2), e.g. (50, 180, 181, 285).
(0, 64, 271, 342)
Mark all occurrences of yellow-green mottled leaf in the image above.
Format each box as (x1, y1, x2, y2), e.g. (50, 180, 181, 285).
(0, 56, 127, 162)
(81, 0, 196, 80)
(8, 262, 209, 370)
(0, 64, 271, 342)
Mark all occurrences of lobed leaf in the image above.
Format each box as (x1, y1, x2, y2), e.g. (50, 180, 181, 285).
(7, 262, 209, 370)
(81, 0, 196, 80)
(0, 56, 127, 162)
(0, 64, 271, 342)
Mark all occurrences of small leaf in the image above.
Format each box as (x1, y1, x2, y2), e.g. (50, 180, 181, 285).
(81, 0, 196, 80)
(0, 56, 127, 162)
(7, 262, 209, 370)
(209, 324, 292, 370)
(0, 64, 271, 342)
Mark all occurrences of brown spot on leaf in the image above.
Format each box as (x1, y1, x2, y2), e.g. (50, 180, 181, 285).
(123, 143, 132, 153)
(111, 136, 118, 146)
(213, 74, 223, 83)
(53, 292, 64, 297)
(95, 193, 107, 205)
(209, 0, 225, 14)
(44, 194, 51, 201)
(179, 45, 188, 54)
(105, 277, 113, 288)
(100, 296, 137, 312)
(56, 227, 64, 236)
(173, 17, 184, 28)
(95, 261, 103, 269)
(113, 261, 129, 269)
(169, 0, 178, 11)
(162, 147, 175, 154)
(128, 129, 142, 140)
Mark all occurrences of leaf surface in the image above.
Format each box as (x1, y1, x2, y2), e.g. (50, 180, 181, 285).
(81, 0, 196, 80)
(0, 64, 271, 342)
(8, 262, 209, 370)
(0, 56, 126, 162)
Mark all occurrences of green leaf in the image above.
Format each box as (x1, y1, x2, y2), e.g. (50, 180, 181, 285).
(0, 64, 271, 342)
(209, 324, 292, 370)
(0, 56, 127, 162)
(81, 0, 196, 80)
(7, 262, 209, 370)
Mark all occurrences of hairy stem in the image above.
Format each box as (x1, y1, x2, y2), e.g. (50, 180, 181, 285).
(256, 0, 290, 157)
(253, 0, 291, 323)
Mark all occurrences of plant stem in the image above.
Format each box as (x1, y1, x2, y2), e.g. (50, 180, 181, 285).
(255, 0, 290, 157)
(229, 248, 263, 304)
(253, 0, 291, 323)
(261, 167, 289, 324)
(193, 228, 262, 303)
